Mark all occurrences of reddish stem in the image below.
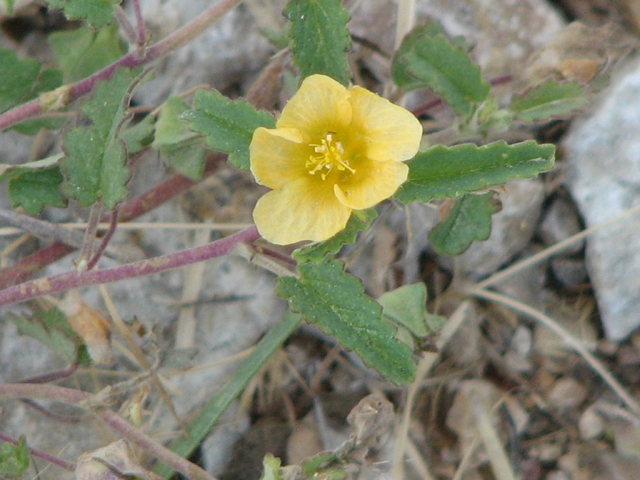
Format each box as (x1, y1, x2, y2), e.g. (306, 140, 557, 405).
(117, 153, 225, 223)
(0, 244, 74, 289)
(131, 0, 146, 47)
(0, 430, 76, 472)
(17, 363, 78, 384)
(0, 226, 259, 307)
(0, 153, 225, 289)
(86, 208, 119, 271)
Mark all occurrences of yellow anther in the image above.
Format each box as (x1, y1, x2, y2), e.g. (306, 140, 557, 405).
(307, 133, 355, 180)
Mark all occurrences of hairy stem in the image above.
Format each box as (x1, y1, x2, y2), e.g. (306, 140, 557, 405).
(131, 0, 147, 47)
(0, 226, 259, 307)
(0, 0, 245, 130)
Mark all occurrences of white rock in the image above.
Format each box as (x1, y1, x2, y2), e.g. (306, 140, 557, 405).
(546, 377, 588, 409)
(578, 405, 605, 441)
(564, 57, 640, 341)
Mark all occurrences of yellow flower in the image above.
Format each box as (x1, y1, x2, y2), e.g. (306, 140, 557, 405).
(250, 74, 422, 245)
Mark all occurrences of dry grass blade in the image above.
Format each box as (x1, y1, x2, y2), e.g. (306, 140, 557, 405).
(466, 287, 640, 415)
(391, 301, 474, 480)
(475, 202, 640, 290)
(471, 390, 515, 480)
(405, 436, 436, 480)
(175, 225, 211, 349)
(395, 0, 416, 50)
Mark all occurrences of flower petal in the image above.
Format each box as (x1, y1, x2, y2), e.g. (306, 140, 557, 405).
(277, 75, 352, 137)
(250, 127, 311, 189)
(348, 86, 422, 162)
(253, 178, 351, 245)
(334, 159, 408, 210)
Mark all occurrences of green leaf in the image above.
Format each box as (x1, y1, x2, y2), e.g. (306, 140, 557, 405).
(0, 436, 30, 477)
(396, 140, 555, 203)
(50, 24, 125, 83)
(61, 67, 139, 208)
(0, 48, 63, 129)
(3, 0, 15, 14)
(302, 453, 336, 476)
(156, 311, 303, 479)
(467, 96, 514, 137)
(183, 90, 275, 170)
(120, 114, 155, 155)
(379, 283, 430, 337)
(153, 97, 194, 145)
(277, 258, 416, 384)
(0, 154, 62, 183)
(260, 454, 283, 480)
(0, 48, 40, 113)
(46, 0, 116, 27)
(293, 209, 378, 264)
(8, 167, 67, 214)
(392, 30, 489, 115)
(285, 0, 351, 85)
(153, 96, 207, 179)
(163, 138, 207, 180)
(510, 79, 587, 123)
(9, 306, 85, 364)
(391, 22, 451, 92)
(429, 192, 501, 255)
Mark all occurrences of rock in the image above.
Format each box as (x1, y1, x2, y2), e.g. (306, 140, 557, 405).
(531, 442, 564, 464)
(579, 404, 605, 441)
(546, 377, 588, 409)
(610, 416, 640, 460)
(546, 470, 570, 480)
(493, 246, 549, 307)
(564, 57, 640, 341)
(0, 130, 38, 166)
(538, 196, 584, 255)
(504, 325, 534, 373)
(550, 257, 588, 288)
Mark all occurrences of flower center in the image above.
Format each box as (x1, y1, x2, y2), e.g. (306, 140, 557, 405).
(306, 133, 355, 180)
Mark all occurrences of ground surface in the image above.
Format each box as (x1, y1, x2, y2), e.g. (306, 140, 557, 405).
(2, 1, 640, 479)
